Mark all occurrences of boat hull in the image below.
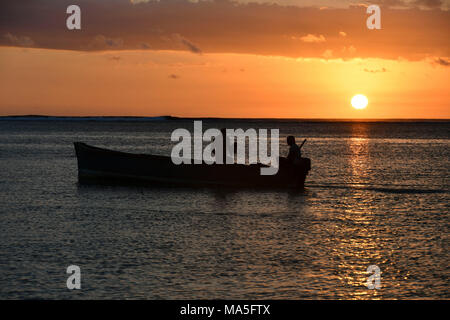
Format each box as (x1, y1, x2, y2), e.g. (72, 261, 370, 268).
(74, 142, 310, 188)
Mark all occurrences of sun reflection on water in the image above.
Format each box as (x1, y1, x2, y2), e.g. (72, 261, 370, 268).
(331, 124, 385, 299)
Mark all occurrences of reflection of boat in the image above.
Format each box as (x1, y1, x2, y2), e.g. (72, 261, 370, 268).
(74, 142, 311, 188)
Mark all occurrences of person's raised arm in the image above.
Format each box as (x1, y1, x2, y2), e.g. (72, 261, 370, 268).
(299, 139, 307, 149)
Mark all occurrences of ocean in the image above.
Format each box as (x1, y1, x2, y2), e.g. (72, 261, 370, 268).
(0, 118, 448, 299)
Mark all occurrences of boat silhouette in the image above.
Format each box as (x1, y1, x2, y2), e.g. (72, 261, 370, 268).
(74, 142, 310, 188)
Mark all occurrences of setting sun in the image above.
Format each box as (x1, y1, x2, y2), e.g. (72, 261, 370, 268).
(351, 94, 369, 110)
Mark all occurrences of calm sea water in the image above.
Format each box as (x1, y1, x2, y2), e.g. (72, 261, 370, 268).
(0, 119, 448, 299)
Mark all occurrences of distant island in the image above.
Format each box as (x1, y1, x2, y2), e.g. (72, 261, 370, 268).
(0, 115, 448, 122)
(0, 115, 179, 121)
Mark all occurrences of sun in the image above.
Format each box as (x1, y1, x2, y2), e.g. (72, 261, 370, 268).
(351, 94, 368, 110)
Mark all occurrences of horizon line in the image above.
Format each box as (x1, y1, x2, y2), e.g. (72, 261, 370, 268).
(1, 115, 449, 122)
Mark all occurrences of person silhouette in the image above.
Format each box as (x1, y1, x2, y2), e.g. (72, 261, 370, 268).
(287, 136, 306, 165)
(211, 129, 236, 164)
(220, 128, 237, 164)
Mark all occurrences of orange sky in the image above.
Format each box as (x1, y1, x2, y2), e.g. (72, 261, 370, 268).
(0, 0, 449, 118)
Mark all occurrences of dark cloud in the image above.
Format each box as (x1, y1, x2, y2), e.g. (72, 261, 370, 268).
(0, 0, 448, 60)
(434, 57, 450, 66)
(364, 67, 388, 73)
(90, 35, 123, 50)
(363, 0, 443, 8)
(172, 33, 202, 54)
(168, 74, 180, 79)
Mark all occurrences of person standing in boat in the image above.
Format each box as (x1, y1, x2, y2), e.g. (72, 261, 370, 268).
(220, 128, 237, 164)
(287, 136, 306, 165)
(212, 129, 236, 164)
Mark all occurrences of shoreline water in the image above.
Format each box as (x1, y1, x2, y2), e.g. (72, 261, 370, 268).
(0, 119, 448, 299)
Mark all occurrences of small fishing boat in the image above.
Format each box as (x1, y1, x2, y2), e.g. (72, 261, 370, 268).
(73, 142, 311, 188)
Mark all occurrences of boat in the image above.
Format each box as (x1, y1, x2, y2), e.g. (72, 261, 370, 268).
(73, 142, 311, 188)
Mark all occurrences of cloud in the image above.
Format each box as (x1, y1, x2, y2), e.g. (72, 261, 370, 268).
(168, 74, 180, 79)
(322, 49, 333, 59)
(90, 35, 123, 50)
(413, 0, 443, 8)
(0, 0, 448, 60)
(349, 3, 369, 9)
(339, 31, 347, 37)
(172, 33, 202, 54)
(364, 0, 411, 8)
(3, 33, 34, 47)
(364, 0, 444, 9)
(342, 45, 356, 54)
(364, 67, 388, 73)
(434, 57, 450, 66)
(300, 34, 326, 43)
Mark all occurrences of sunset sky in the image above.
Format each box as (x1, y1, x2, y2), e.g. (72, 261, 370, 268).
(0, 0, 449, 118)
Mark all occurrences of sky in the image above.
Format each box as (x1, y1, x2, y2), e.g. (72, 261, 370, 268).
(0, 0, 449, 118)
